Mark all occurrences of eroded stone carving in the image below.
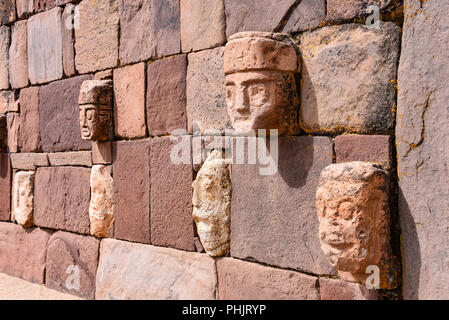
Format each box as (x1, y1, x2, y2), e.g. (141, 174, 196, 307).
(192, 150, 231, 256)
(89, 165, 114, 238)
(79, 80, 113, 141)
(316, 161, 398, 289)
(224, 32, 300, 135)
(12, 171, 35, 228)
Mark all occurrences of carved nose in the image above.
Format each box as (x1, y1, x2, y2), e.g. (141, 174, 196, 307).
(235, 88, 249, 113)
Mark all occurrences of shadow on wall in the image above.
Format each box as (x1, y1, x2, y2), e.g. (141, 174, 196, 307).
(398, 188, 421, 300)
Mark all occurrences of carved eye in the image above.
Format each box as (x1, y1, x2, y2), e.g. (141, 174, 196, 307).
(248, 82, 270, 107)
(337, 201, 356, 220)
(226, 86, 235, 107)
(86, 109, 94, 121)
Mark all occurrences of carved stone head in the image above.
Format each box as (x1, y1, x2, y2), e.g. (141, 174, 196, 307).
(79, 80, 113, 141)
(224, 32, 300, 135)
(192, 150, 231, 256)
(316, 162, 397, 289)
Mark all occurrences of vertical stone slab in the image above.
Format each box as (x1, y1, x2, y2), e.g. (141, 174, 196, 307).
(0, 26, 9, 90)
(9, 20, 29, 89)
(231, 136, 335, 275)
(46, 231, 99, 300)
(0, 153, 11, 221)
(61, 4, 76, 77)
(39, 74, 92, 152)
(27, 7, 63, 84)
(397, 0, 449, 300)
(75, 0, 119, 73)
(147, 55, 187, 136)
(6, 113, 19, 152)
(18, 86, 41, 152)
(112, 139, 150, 244)
(34, 166, 91, 234)
(12, 171, 35, 227)
(0, 222, 51, 284)
(89, 165, 114, 238)
(150, 136, 195, 252)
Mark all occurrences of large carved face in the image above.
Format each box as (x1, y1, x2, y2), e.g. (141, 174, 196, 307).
(225, 70, 295, 135)
(79, 104, 111, 141)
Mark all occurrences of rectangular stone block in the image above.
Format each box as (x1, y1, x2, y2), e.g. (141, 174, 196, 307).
(18, 86, 40, 152)
(39, 74, 92, 152)
(119, 0, 181, 65)
(319, 278, 380, 300)
(150, 136, 195, 252)
(46, 231, 100, 300)
(326, 0, 399, 23)
(10, 152, 49, 170)
(9, 20, 29, 89)
(61, 4, 76, 77)
(180, 0, 226, 52)
(16, 0, 35, 19)
(75, 0, 119, 73)
(96, 239, 217, 300)
(0, 26, 9, 90)
(0, 153, 11, 221)
(92, 141, 111, 165)
(112, 139, 150, 244)
(6, 113, 19, 153)
(48, 151, 92, 167)
(34, 166, 91, 234)
(0, 0, 16, 25)
(300, 23, 400, 134)
(217, 257, 320, 300)
(113, 63, 147, 139)
(335, 135, 392, 170)
(27, 7, 63, 84)
(230, 136, 335, 275)
(0, 222, 51, 284)
(147, 55, 187, 136)
(11, 171, 35, 227)
(187, 47, 230, 134)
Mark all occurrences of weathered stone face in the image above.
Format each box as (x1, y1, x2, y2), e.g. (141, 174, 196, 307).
(224, 32, 299, 135)
(89, 165, 114, 238)
(316, 162, 397, 288)
(192, 150, 231, 257)
(12, 171, 35, 228)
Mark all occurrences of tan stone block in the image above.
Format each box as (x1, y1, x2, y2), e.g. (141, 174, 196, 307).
(10, 153, 49, 170)
(16, 0, 35, 19)
(12, 171, 35, 228)
(9, 21, 29, 89)
(47, 151, 92, 167)
(89, 165, 114, 238)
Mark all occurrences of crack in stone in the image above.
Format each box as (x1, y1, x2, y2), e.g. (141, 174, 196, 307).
(405, 92, 432, 156)
(275, 0, 303, 32)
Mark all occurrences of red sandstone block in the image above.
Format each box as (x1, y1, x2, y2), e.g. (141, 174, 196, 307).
(217, 257, 320, 300)
(112, 139, 151, 244)
(18, 86, 41, 152)
(334, 135, 392, 169)
(34, 0, 56, 12)
(150, 136, 195, 252)
(46, 231, 100, 300)
(147, 55, 188, 136)
(34, 166, 91, 234)
(320, 278, 381, 300)
(0, 153, 11, 221)
(0, 222, 51, 284)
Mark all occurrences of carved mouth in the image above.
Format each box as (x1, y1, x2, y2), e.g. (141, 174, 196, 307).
(81, 127, 91, 137)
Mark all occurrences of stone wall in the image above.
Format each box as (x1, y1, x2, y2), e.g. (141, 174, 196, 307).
(0, 0, 445, 300)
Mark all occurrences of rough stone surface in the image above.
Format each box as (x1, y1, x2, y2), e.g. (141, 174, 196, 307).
(327, 0, 399, 22)
(0, 91, 19, 113)
(112, 140, 150, 244)
(18, 86, 40, 152)
(0, 273, 82, 300)
(10, 152, 49, 170)
(39, 74, 92, 152)
(12, 171, 35, 228)
(6, 113, 19, 152)
(46, 231, 99, 300)
(62, 4, 76, 77)
(217, 258, 320, 300)
(92, 141, 112, 164)
(16, 0, 35, 19)
(0, 222, 51, 284)
(147, 55, 187, 136)
(89, 165, 114, 238)
(113, 63, 147, 139)
(0, 153, 11, 221)
(231, 136, 335, 275)
(34, 0, 56, 12)
(180, 0, 226, 52)
(27, 7, 63, 84)
(0, 0, 16, 25)
(48, 151, 92, 167)
(9, 20, 29, 89)
(397, 0, 449, 300)
(335, 135, 392, 170)
(319, 278, 380, 300)
(34, 167, 91, 234)
(79, 80, 113, 106)
(192, 150, 231, 257)
(283, 0, 325, 33)
(75, 0, 119, 73)
(187, 47, 230, 134)
(0, 26, 9, 90)
(150, 137, 195, 251)
(300, 23, 400, 134)
(96, 239, 217, 300)
(119, 0, 181, 65)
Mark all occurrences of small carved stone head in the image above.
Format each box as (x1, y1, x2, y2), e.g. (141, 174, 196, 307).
(316, 162, 397, 289)
(79, 80, 113, 141)
(224, 32, 300, 135)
